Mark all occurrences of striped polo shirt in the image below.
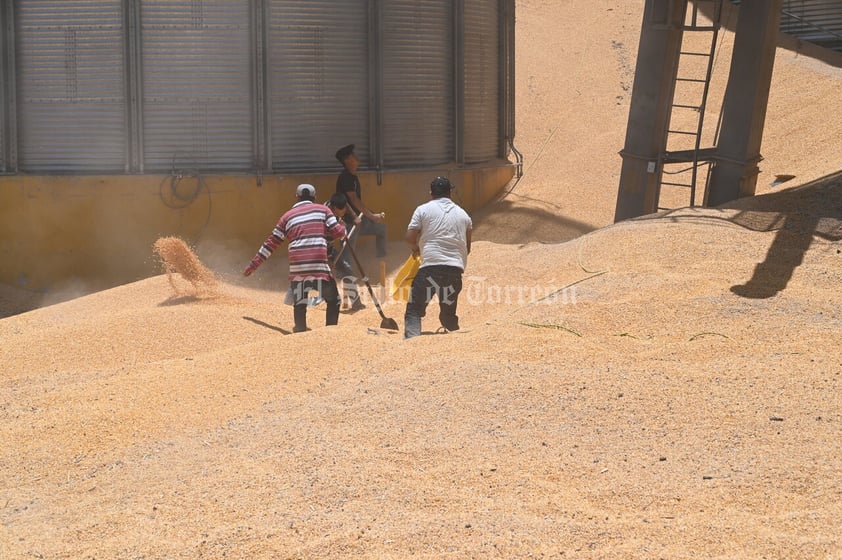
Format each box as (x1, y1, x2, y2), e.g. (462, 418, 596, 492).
(254, 201, 346, 281)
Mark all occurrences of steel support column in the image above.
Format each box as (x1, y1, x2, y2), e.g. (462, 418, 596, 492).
(501, 0, 519, 168)
(454, 0, 465, 164)
(706, 0, 782, 206)
(1, 0, 17, 173)
(614, 0, 687, 222)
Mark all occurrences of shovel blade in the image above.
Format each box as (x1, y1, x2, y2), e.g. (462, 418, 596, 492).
(381, 317, 399, 331)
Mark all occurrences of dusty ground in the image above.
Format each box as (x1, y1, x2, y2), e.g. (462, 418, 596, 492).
(2, 1, 842, 558)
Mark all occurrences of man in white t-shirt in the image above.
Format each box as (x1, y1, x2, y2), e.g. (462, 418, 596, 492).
(403, 176, 473, 339)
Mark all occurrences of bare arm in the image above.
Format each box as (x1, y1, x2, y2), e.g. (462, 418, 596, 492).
(346, 191, 383, 223)
(406, 228, 421, 255)
(347, 204, 362, 225)
(466, 228, 472, 254)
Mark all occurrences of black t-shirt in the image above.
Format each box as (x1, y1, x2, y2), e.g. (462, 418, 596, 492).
(336, 169, 362, 218)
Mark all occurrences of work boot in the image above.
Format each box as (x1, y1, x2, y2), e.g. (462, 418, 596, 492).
(293, 304, 308, 333)
(326, 300, 340, 326)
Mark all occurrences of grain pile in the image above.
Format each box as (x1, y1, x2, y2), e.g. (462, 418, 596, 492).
(2, 2, 842, 559)
(152, 236, 219, 298)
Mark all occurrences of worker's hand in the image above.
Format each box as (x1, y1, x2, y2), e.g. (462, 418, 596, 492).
(354, 215, 362, 226)
(244, 256, 262, 276)
(371, 212, 385, 223)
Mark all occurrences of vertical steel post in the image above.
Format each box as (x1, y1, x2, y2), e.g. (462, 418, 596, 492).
(2, 0, 18, 172)
(125, 0, 143, 173)
(454, 0, 465, 164)
(500, 0, 517, 164)
(614, 0, 687, 222)
(251, 0, 269, 173)
(706, 0, 782, 206)
(0, 0, 7, 173)
(369, 0, 383, 176)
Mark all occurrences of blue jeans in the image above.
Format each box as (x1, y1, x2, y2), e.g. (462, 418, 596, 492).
(404, 265, 463, 339)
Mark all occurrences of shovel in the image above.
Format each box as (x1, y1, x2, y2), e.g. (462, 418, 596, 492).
(344, 241, 400, 331)
(331, 224, 356, 268)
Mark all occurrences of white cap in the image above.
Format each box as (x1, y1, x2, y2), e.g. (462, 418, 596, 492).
(296, 183, 316, 197)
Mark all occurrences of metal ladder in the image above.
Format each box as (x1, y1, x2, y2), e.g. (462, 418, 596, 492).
(656, 0, 723, 211)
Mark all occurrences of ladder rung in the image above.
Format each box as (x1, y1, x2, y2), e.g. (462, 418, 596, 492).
(663, 148, 716, 163)
(668, 130, 699, 136)
(676, 77, 708, 83)
(661, 182, 693, 188)
(682, 25, 718, 32)
(680, 51, 713, 57)
(671, 103, 701, 110)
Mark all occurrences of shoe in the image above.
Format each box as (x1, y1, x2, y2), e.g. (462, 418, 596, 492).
(342, 301, 366, 314)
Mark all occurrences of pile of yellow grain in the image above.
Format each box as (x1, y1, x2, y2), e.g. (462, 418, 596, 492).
(152, 236, 218, 297)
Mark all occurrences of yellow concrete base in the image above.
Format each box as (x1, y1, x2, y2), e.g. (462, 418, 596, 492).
(0, 164, 514, 293)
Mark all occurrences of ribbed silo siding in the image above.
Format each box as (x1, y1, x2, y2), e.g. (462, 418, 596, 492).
(14, 1, 128, 172)
(1, 4, 7, 173)
(1, 18, 5, 173)
(464, 0, 501, 164)
(780, 0, 842, 52)
(6, 0, 508, 174)
(730, 0, 842, 52)
(140, 0, 253, 172)
(268, 1, 370, 170)
(381, 0, 455, 168)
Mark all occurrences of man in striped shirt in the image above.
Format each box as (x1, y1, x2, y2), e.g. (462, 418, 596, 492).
(244, 183, 347, 333)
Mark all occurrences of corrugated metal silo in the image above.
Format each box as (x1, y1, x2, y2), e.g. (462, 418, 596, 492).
(2, 0, 515, 176)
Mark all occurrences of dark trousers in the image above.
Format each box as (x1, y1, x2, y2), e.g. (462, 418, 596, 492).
(334, 215, 386, 303)
(404, 265, 463, 339)
(332, 240, 359, 304)
(290, 278, 341, 332)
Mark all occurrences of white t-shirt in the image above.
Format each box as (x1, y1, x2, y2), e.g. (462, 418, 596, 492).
(407, 198, 473, 270)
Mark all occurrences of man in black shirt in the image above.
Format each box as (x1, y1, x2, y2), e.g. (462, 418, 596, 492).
(335, 144, 388, 309)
